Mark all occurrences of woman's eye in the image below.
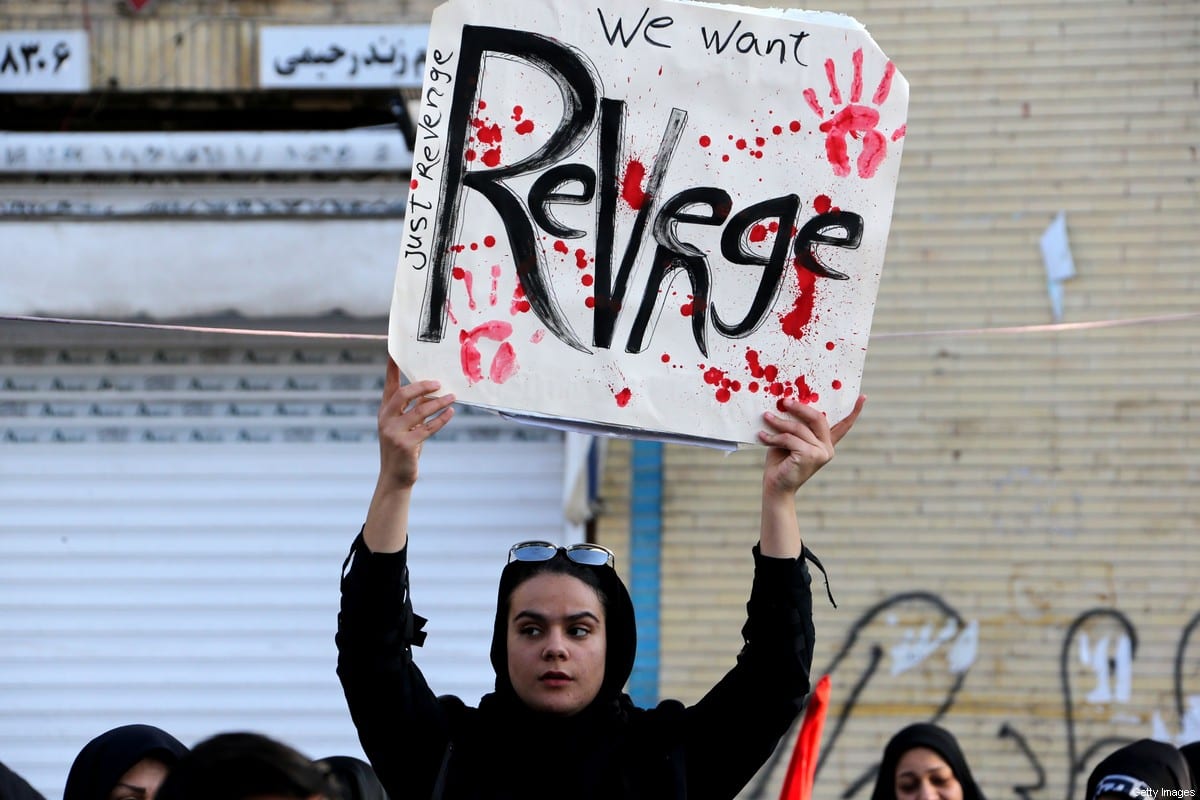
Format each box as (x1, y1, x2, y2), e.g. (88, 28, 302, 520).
(568, 625, 590, 638)
(520, 625, 542, 637)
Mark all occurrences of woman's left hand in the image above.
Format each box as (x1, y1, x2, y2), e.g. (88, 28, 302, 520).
(759, 394, 865, 497)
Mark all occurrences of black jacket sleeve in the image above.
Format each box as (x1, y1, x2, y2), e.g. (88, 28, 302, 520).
(336, 530, 449, 800)
(680, 544, 816, 800)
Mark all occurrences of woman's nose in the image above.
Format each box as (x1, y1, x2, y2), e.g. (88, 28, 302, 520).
(916, 781, 939, 800)
(541, 629, 568, 659)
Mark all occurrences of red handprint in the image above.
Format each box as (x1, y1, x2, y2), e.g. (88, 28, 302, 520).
(804, 48, 904, 179)
(459, 320, 520, 385)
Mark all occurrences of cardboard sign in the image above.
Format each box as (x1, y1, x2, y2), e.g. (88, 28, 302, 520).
(390, 0, 907, 447)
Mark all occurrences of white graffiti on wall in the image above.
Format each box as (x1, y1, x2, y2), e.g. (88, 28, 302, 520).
(1078, 632, 1133, 704)
(888, 616, 979, 677)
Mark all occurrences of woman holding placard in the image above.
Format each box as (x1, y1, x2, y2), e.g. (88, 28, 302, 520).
(336, 359, 863, 799)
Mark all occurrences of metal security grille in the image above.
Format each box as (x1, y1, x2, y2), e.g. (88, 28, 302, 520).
(0, 339, 566, 800)
(0, 342, 556, 444)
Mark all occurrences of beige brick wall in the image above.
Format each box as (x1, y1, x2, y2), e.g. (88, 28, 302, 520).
(590, 1, 1199, 799)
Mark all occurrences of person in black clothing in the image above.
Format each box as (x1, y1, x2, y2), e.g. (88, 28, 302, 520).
(63, 724, 188, 800)
(337, 361, 864, 800)
(0, 760, 46, 800)
(1085, 739, 1193, 800)
(869, 723, 986, 800)
(155, 732, 340, 800)
(315, 756, 389, 800)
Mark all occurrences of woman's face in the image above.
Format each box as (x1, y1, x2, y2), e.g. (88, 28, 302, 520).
(894, 747, 963, 800)
(506, 572, 606, 715)
(108, 757, 170, 800)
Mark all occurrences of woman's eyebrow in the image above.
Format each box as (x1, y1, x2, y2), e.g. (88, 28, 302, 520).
(513, 610, 600, 623)
(110, 785, 147, 798)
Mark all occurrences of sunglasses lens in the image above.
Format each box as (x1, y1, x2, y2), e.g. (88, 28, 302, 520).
(510, 543, 558, 562)
(565, 546, 613, 567)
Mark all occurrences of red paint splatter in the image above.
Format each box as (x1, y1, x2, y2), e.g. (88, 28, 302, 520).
(749, 381, 760, 393)
(789, 120, 802, 133)
(735, 138, 748, 150)
(615, 388, 632, 407)
(772, 125, 783, 135)
(703, 367, 726, 386)
(575, 248, 588, 269)
(715, 388, 732, 403)
(814, 196, 832, 214)
(585, 296, 595, 309)
(746, 349, 765, 378)
(481, 148, 502, 167)
(749, 224, 769, 243)
(764, 364, 779, 382)
(530, 329, 545, 343)
(831, 379, 843, 390)
(680, 302, 693, 317)
(803, 89, 824, 118)
(451, 244, 466, 253)
(478, 100, 487, 110)
(722, 154, 730, 162)
(489, 265, 501, 306)
(699, 135, 711, 147)
(410, 179, 418, 190)
(512, 105, 523, 120)
(581, 274, 594, 287)
(892, 124, 907, 141)
(470, 242, 479, 251)
(825, 341, 836, 351)
(780, 263, 818, 340)
(466, 150, 477, 162)
(554, 240, 569, 254)
(621, 160, 647, 210)
(755, 136, 766, 147)
(824, 59, 843, 105)
(510, 284, 531, 315)
(515, 119, 535, 135)
(476, 123, 503, 145)
(484, 235, 497, 247)
(795, 375, 818, 404)
(451, 266, 465, 279)
(661, 354, 671, 363)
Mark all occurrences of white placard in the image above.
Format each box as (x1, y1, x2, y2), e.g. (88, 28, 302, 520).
(390, 0, 908, 447)
(260, 25, 429, 89)
(0, 30, 89, 93)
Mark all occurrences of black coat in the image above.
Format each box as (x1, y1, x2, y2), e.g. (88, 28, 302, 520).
(337, 534, 816, 800)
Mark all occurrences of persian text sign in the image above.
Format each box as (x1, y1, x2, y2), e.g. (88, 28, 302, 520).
(260, 25, 429, 89)
(391, 0, 908, 446)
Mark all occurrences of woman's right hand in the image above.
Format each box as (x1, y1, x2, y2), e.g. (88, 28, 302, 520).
(376, 358, 457, 492)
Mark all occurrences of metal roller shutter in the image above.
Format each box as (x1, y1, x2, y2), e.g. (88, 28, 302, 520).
(0, 340, 568, 799)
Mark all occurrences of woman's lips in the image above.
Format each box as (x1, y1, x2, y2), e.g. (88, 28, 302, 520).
(539, 671, 572, 686)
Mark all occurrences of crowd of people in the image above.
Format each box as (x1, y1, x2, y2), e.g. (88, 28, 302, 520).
(3, 362, 1196, 799)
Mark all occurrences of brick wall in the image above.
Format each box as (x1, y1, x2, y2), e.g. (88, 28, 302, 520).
(594, 1, 1199, 799)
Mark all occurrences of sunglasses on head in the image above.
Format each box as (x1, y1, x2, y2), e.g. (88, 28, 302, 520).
(507, 540, 616, 569)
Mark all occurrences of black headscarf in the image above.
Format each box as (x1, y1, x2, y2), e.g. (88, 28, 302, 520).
(869, 723, 986, 800)
(317, 755, 390, 800)
(1085, 739, 1193, 800)
(1180, 741, 1200, 789)
(63, 724, 188, 800)
(0, 760, 46, 800)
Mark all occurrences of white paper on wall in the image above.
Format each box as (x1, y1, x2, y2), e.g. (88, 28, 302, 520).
(390, 0, 908, 447)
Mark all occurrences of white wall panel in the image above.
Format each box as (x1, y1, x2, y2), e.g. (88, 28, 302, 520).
(0, 343, 567, 799)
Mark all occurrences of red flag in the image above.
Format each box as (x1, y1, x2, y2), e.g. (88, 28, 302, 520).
(779, 673, 832, 800)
